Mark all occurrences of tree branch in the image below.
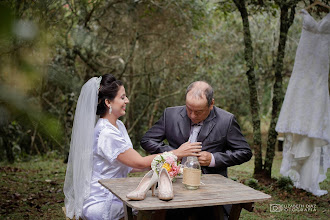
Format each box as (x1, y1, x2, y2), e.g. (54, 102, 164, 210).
(127, 89, 183, 134)
(73, 46, 101, 74)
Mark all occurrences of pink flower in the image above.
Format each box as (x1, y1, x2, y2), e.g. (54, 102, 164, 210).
(165, 156, 175, 164)
(168, 163, 180, 177)
(151, 152, 181, 180)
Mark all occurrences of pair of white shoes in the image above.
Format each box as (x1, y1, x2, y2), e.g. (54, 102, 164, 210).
(126, 168, 174, 201)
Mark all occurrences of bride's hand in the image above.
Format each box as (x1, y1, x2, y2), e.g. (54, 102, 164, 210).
(172, 142, 202, 159)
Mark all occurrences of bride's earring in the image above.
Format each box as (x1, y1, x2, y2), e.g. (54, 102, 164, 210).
(109, 105, 112, 114)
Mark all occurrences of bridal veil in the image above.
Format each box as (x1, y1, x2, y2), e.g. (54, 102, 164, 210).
(63, 76, 101, 219)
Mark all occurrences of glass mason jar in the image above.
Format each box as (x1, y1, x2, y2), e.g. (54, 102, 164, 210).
(182, 156, 201, 190)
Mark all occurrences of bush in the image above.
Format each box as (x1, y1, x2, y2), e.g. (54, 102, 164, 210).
(245, 178, 259, 190)
(276, 176, 294, 192)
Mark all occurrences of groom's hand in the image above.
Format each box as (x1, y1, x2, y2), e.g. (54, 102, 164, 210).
(197, 151, 212, 166)
(172, 142, 202, 159)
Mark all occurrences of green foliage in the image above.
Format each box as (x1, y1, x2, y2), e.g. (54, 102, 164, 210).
(0, 1, 66, 162)
(1, 121, 29, 160)
(245, 177, 260, 189)
(0, 4, 14, 39)
(0, 0, 310, 163)
(276, 176, 294, 192)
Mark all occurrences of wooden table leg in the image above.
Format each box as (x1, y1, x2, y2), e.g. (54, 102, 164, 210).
(124, 204, 134, 220)
(213, 205, 224, 220)
(241, 202, 254, 212)
(229, 204, 242, 220)
(229, 202, 254, 220)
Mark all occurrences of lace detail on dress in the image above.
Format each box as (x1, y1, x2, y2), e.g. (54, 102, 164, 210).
(276, 10, 330, 143)
(276, 10, 330, 196)
(111, 144, 132, 161)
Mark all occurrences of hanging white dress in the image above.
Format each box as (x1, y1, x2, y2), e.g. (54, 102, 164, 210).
(82, 118, 133, 220)
(275, 9, 330, 196)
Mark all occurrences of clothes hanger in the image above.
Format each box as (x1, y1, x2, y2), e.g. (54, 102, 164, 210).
(304, 1, 330, 11)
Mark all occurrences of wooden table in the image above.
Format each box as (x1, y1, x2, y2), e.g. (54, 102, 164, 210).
(99, 174, 271, 220)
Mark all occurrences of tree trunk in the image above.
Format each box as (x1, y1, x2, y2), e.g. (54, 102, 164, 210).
(233, 0, 263, 174)
(264, 1, 298, 178)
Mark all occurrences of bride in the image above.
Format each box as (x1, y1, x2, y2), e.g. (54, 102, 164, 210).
(63, 74, 201, 220)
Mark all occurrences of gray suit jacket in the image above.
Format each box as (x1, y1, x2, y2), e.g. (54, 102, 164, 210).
(141, 106, 252, 177)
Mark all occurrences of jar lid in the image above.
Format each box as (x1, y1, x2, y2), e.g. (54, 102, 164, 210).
(187, 156, 198, 161)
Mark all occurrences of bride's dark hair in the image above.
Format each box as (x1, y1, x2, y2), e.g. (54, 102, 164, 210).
(96, 73, 123, 116)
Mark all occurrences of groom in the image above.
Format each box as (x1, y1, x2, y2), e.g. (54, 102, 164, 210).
(141, 81, 252, 219)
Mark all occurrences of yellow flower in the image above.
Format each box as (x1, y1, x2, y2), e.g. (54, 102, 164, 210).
(162, 163, 171, 172)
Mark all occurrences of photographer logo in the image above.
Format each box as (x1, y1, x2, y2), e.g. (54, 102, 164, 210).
(270, 204, 283, 212)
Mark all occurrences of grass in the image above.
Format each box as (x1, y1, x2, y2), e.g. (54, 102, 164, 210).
(0, 151, 329, 219)
(0, 156, 66, 219)
(228, 151, 330, 219)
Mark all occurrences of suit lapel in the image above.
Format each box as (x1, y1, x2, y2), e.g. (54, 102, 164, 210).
(178, 108, 191, 142)
(197, 109, 216, 142)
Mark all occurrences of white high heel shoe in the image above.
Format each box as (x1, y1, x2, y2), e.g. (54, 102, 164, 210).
(126, 170, 158, 200)
(158, 168, 174, 201)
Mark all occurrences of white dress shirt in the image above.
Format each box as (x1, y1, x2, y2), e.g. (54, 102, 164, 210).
(184, 122, 215, 167)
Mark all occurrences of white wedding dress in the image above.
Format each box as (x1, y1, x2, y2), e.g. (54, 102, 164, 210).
(82, 118, 133, 220)
(275, 9, 330, 196)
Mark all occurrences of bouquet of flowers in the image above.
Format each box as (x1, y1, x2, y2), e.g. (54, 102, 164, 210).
(151, 152, 182, 180)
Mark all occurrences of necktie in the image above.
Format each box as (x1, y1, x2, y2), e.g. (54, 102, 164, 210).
(188, 125, 201, 143)
(182, 124, 202, 165)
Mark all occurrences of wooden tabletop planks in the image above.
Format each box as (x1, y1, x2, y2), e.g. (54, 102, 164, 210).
(99, 174, 271, 211)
